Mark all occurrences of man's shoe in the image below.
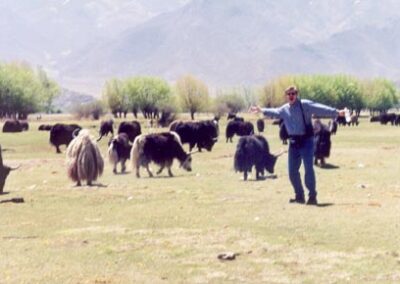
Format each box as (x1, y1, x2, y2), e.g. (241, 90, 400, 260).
(306, 197, 318, 205)
(289, 197, 305, 204)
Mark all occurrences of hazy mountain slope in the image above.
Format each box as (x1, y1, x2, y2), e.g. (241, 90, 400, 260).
(61, 0, 400, 90)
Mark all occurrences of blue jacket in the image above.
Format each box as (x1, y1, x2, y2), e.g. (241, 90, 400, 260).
(261, 99, 338, 136)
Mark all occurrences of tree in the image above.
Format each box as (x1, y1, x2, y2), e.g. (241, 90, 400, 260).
(125, 76, 171, 119)
(363, 79, 398, 113)
(102, 78, 127, 118)
(176, 75, 209, 120)
(215, 88, 246, 114)
(0, 62, 59, 119)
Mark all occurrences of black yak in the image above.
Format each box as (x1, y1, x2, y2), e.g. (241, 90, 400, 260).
(328, 119, 338, 135)
(38, 124, 52, 131)
(66, 129, 104, 186)
(234, 135, 283, 181)
(227, 112, 244, 122)
(118, 121, 141, 142)
(50, 123, 82, 153)
(97, 119, 114, 141)
(0, 145, 19, 194)
(131, 132, 193, 178)
(108, 133, 132, 174)
(2, 120, 24, 133)
(279, 120, 289, 145)
(313, 119, 332, 166)
(226, 120, 254, 142)
(169, 119, 219, 152)
(256, 119, 265, 134)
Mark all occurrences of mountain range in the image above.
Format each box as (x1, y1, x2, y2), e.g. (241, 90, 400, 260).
(1, 0, 400, 95)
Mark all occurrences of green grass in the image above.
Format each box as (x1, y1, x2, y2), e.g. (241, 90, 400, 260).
(1, 115, 400, 283)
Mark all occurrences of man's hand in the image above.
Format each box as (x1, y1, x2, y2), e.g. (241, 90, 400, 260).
(337, 109, 346, 117)
(249, 106, 262, 114)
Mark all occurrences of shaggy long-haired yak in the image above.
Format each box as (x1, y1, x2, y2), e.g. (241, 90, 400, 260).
(66, 129, 104, 186)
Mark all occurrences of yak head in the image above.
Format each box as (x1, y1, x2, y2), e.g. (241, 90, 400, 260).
(180, 154, 193, 172)
(265, 150, 286, 174)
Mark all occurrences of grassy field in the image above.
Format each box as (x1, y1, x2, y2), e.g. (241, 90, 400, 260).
(0, 114, 399, 283)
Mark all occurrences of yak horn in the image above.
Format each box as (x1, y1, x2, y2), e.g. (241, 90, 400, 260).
(9, 164, 21, 171)
(274, 149, 287, 157)
(72, 128, 80, 138)
(189, 150, 200, 155)
(96, 135, 103, 142)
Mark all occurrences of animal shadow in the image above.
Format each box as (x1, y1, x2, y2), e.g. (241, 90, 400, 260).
(0, 191, 10, 196)
(316, 202, 334, 207)
(0, 197, 24, 204)
(317, 163, 339, 169)
(115, 171, 131, 175)
(245, 174, 278, 182)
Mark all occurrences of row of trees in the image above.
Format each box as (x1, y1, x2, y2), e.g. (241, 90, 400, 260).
(0, 62, 59, 119)
(102, 74, 399, 120)
(102, 75, 211, 120)
(1, 63, 398, 121)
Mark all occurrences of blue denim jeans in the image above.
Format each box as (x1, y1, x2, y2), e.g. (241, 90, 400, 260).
(288, 137, 316, 199)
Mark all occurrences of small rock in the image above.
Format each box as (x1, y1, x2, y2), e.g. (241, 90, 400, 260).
(127, 196, 133, 201)
(358, 163, 365, 168)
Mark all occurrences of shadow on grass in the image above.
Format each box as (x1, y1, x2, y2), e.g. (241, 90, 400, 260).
(317, 163, 339, 169)
(114, 171, 131, 175)
(0, 191, 10, 195)
(315, 202, 334, 207)
(245, 174, 278, 181)
(0, 197, 24, 204)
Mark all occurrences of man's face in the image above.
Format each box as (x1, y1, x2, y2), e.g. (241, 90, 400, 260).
(286, 90, 298, 105)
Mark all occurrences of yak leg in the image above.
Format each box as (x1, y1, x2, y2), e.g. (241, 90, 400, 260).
(314, 157, 318, 165)
(166, 161, 173, 177)
(87, 180, 92, 186)
(145, 164, 153, 177)
(121, 159, 126, 173)
(321, 157, 326, 166)
(136, 165, 141, 178)
(56, 145, 61, 154)
(113, 162, 117, 174)
(243, 171, 248, 181)
(76, 180, 82, 186)
(157, 165, 165, 175)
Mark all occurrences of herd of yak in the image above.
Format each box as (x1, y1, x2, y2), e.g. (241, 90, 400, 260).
(0, 111, 397, 187)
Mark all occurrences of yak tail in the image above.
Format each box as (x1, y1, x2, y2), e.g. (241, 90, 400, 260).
(108, 142, 119, 165)
(131, 134, 145, 171)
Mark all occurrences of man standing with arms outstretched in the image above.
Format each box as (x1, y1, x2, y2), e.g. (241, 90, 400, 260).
(250, 86, 344, 205)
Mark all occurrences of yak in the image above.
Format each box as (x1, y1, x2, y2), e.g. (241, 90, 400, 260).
(226, 120, 254, 142)
(313, 119, 332, 166)
(234, 135, 283, 181)
(38, 124, 52, 131)
(97, 119, 114, 141)
(256, 118, 265, 134)
(108, 133, 131, 174)
(50, 123, 82, 153)
(0, 145, 19, 194)
(328, 119, 338, 135)
(279, 120, 289, 145)
(227, 112, 244, 122)
(2, 120, 24, 133)
(66, 129, 104, 186)
(118, 121, 141, 142)
(169, 119, 219, 152)
(131, 132, 193, 178)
